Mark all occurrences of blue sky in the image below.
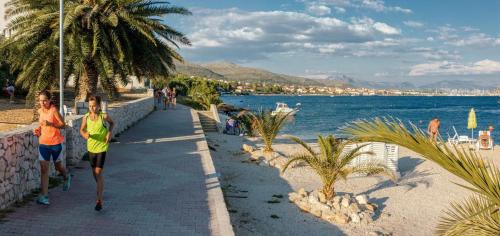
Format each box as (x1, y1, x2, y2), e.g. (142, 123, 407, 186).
(164, 0, 500, 85)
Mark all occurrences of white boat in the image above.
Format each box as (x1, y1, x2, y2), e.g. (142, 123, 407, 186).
(271, 102, 299, 116)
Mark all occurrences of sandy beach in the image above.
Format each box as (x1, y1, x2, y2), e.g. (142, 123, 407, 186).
(206, 132, 499, 236)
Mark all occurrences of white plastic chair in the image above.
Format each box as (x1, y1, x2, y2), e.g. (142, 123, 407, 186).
(476, 131, 494, 150)
(448, 126, 471, 144)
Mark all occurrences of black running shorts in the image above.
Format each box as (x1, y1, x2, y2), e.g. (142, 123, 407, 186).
(88, 152, 106, 169)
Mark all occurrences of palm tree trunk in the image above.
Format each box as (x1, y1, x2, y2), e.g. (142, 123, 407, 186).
(31, 90, 42, 122)
(323, 185, 335, 201)
(77, 61, 98, 101)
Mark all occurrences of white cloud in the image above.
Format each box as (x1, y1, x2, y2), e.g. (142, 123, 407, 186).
(187, 8, 401, 56)
(403, 21, 424, 28)
(447, 33, 497, 47)
(426, 37, 434, 41)
(373, 22, 401, 35)
(307, 4, 332, 16)
(374, 72, 388, 77)
(334, 6, 346, 13)
(409, 59, 500, 76)
(304, 0, 411, 14)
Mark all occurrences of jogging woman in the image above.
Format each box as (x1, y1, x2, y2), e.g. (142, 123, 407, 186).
(79, 95, 114, 211)
(33, 90, 71, 205)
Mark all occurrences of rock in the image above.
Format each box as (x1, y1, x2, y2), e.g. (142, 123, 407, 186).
(308, 194, 320, 205)
(317, 203, 331, 212)
(333, 213, 350, 224)
(326, 200, 333, 206)
(348, 202, 360, 214)
(298, 188, 307, 197)
(368, 231, 380, 236)
(355, 194, 368, 205)
(333, 196, 341, 204)
(310, 207, 322, 218)
(321, 209, 336, 221)
(242, 144, 254, 153)
(297, 200, 311, 212)
(341, 197, 350, 208)
(366, 203, 378, 212)
(331, 202, 340, 211)
(318, 191, 327, 203)
(288, 192, 300, 202)
(350, 213, 360, 223)
(258, 160, 269, 166)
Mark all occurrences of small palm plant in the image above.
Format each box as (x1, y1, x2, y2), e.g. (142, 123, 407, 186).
(281, 135, 396, 200)
(343, 118, 500, 235)
(250, 110, 290, 152)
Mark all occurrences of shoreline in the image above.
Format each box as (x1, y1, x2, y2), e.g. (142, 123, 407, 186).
(206, 132, 499, 235)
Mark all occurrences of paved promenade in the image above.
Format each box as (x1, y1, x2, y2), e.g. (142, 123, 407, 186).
(0, 106, 233, 236)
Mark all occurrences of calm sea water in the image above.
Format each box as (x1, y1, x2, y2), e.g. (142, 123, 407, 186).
(222, 95, 500, 141)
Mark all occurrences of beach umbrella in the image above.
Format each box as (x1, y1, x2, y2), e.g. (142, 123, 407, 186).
(467, 108, 477, 139)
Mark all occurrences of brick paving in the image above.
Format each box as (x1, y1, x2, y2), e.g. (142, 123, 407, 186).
(0, 106, 233, 236)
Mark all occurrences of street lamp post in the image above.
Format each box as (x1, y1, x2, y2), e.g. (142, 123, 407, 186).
(59, 0, 64, 117)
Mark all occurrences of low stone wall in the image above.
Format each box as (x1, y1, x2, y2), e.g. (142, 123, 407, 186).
(0, 96, 154, 210)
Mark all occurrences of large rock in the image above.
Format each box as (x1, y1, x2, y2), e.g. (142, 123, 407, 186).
(298, 188, 307, 197)
(355, 194, 368, 205)
(310, 207, 322, 218)
(348, 202, 360, 214)
(318, 191, 327, 203)
(308, 194, 320, 205)
(333, 196, 341, 204)
(350, 213, 360, 223)
(297, 200, 311, 212)
(242, 144, 254, 153)
(288, 192, 300, 202)
(333, 213, 350, 224)
(366, 203, 378, 212)
(341, 197, 350, 208)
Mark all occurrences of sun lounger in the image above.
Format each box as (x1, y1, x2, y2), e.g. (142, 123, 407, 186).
(476, 130, 494, 150)
(448, 126, 473, 144)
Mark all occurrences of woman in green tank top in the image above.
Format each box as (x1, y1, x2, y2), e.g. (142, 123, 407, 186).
(79, 95, 114, 211)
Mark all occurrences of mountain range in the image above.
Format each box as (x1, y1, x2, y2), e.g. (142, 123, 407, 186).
(174, 61, 496, 90)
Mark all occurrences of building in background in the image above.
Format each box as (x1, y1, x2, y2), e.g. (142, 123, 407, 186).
(0, 1, 8, 37)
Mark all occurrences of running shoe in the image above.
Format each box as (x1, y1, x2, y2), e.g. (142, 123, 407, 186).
(36, 196, 50, 205)
(63, 174, 72, 191)
(94, 200, 103, 211)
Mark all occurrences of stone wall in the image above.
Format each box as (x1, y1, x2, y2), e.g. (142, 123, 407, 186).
(0, 96, 154, 210)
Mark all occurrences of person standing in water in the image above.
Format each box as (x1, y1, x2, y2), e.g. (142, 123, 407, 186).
(427, 117, 440, 141)
(33, 90, 71, 205)
(79, 95, 114, 211)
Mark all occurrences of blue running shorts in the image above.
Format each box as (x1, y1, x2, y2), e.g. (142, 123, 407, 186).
(38, 144, 63, 162)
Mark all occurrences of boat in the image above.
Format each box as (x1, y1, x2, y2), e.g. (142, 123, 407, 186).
(271, 102, 299, 116)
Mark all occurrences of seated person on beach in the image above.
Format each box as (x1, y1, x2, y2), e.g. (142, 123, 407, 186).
(224, 118, 237, 134)
(5, 84, 15, 102)
(479, 131, 490, 148)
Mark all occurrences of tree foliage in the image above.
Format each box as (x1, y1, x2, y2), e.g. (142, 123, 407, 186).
(2, 0, 191, 100)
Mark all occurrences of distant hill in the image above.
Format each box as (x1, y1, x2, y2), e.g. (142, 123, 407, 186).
(174, 62, 226, 80)
(175, 61, 350, 87)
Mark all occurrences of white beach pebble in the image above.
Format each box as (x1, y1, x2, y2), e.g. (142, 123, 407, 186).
(350, 213, 360, 223)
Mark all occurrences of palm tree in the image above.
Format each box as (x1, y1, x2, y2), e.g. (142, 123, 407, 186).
(3, 0, 191, 101)
(250, 110, 290, 152)
(281, 135, 395, 200)
(343, 118, 500, 235)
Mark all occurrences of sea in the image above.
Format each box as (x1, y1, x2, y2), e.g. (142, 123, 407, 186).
(221, 95, 500, 141)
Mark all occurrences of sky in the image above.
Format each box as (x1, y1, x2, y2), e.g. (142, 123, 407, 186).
(166, 0, 500, 85)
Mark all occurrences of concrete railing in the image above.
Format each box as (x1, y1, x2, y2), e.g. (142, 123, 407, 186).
(0, 96, 154, 210)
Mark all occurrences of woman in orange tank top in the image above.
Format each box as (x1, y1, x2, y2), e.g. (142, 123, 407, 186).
(32, 91, 71, 205)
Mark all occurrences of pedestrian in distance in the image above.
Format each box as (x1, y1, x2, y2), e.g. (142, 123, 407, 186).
(79, 95, 115, 211)
(33, 90, 72, 205)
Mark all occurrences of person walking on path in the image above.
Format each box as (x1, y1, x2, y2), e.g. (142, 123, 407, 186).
(6, 83, 15, 103)
(79, 95, 115, 211)
(171, 88, 177, 109)
(33, 90, 72, 205)
(162, 87, 169, 110)
(427, 117, 441, 141)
